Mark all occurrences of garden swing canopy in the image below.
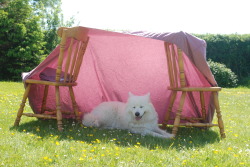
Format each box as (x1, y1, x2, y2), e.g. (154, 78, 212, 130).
(22, 26, 217, 124)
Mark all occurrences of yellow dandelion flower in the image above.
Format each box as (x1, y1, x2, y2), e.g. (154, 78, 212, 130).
(213, 150, 219, 154)
(43, 156, 49, 160)
(89, 157, 93, 160)
(56, 141, 60, 145)
(23, 129, 26, 132)
(189, 141, 193, 143)
(234, 154, 239, 157)
(79, 157, 84, 161)
(228, 147, 232, 151)
(101, 154, 105, 157)
(234, 134, 238, 137)
(239, 162, 245, 165)
(136, 142, 141, 145)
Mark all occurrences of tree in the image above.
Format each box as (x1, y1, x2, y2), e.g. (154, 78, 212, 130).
(0, 0, 44, 80)
(0, 0, 73, 80)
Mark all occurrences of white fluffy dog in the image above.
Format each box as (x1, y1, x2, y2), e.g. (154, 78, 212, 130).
(82, 92, 173, 139)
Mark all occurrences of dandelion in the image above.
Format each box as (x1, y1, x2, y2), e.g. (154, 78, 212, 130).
(234, 134, 238, 137)
(43, 156, 49, 160)
(233, 154, 239, 157)
(228, 147, 232, 151)
(239, 162, 245, 165)
(23, 129, 26, 132)
(213, 150, 219, 154)
(56, 141, 60, 145)
(189, 141, 193, 144)
(79, 157, 84, 161)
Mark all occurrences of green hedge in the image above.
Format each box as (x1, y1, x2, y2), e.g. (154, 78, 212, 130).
(208, 60, 238, 88)
(195, 34, 250, 84)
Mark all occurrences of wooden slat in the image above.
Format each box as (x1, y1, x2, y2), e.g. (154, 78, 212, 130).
(177, 48, 186, 87)
(171, 44, 179, 88)
(25, 79, 77, 86)
(179, 123, 218, 127)
(165, 43, 175, 87)
(73, 37, 89, 82)
(64, 38, 74, 82)
(69, 41, 80, 82)
(168, 87, 221, 91)
(22, 113, 57, 119)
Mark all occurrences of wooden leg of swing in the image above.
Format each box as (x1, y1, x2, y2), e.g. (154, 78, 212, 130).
(172, 91, 186, 137)
(55, 86, 63, 131)
(14, 84, 31, 126)
(163, 91, 177, 129)
(69, 86, 80, 122)
(213, 91, 226, 138)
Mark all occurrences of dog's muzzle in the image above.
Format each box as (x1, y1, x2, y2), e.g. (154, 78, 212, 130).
(135, 112, 143, 121)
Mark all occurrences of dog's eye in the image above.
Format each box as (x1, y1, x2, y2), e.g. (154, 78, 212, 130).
(133, 106, 136, 109)
(140, 106, 143, 108)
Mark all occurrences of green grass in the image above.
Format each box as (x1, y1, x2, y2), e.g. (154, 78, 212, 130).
(0, 82, 250, 166)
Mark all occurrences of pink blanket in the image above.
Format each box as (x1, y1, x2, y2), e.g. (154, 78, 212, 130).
(23, 26, 216, 124)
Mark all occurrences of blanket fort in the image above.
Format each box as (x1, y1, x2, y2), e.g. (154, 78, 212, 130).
(23, 26, 217, 124)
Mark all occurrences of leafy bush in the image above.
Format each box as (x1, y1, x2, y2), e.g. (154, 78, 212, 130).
(195, 34, 250, 81)
(208, 59, 238, 87)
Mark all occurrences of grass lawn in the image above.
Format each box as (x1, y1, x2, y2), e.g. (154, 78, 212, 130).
(0, 82, 249, 166)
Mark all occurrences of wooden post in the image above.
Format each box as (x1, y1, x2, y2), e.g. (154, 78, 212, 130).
(55, 86, 63, 131)
(41, 85, 49, 113)
(172, 91, 186, 136)
(213, 92, 226, 138)
(200, 91, 206, 121)
(164, 91, 177, 124)
(14, 84, 31, 126)
(69, 86, 80, 122)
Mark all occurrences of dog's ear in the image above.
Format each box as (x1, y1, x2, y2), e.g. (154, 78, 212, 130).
(145, 92, 151, 102)
(128, 92, 134, 98)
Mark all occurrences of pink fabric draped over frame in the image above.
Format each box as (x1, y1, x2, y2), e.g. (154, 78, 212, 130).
(23, 26, 216, 124)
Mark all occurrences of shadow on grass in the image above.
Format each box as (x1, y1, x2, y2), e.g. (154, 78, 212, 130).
(10, 119, 221, 150)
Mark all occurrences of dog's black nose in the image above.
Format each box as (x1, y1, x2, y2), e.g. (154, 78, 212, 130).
(135, 112, 140, 117)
